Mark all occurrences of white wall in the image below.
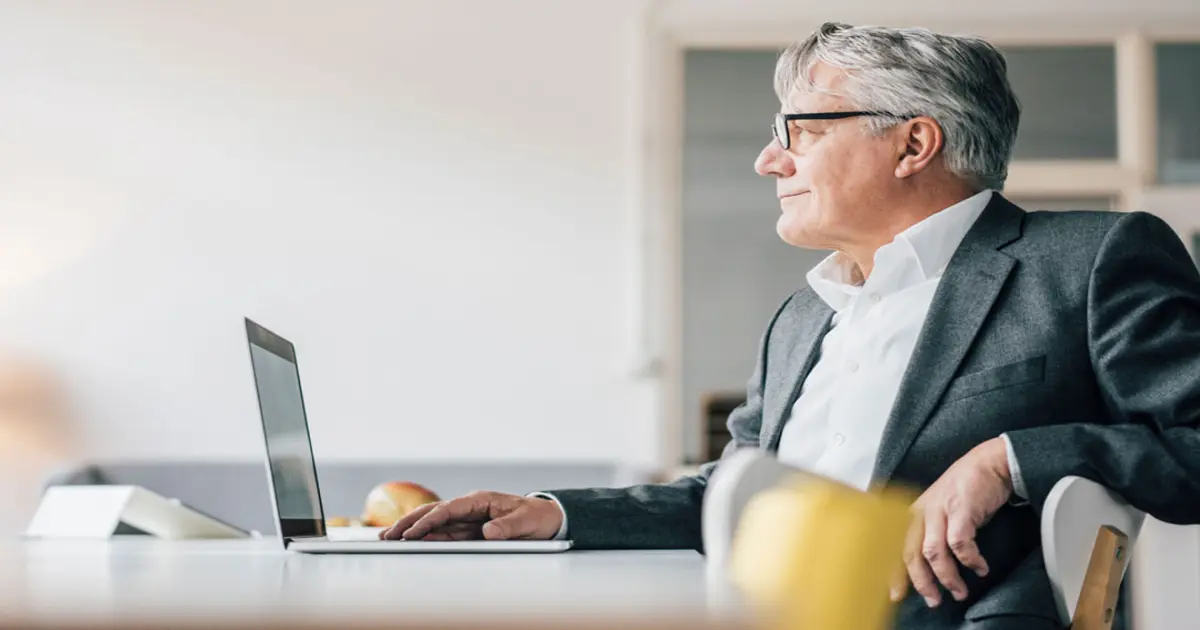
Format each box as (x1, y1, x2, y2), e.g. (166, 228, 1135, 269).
(4, 0, 1196, 470)
(659, 0, 1200, 32)
(0, 0, 657, 476)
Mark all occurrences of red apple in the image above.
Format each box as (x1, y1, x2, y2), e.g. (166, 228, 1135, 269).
(362, 481, 440, 527)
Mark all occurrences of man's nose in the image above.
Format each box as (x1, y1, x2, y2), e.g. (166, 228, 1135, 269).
(754, 140, 795, 178)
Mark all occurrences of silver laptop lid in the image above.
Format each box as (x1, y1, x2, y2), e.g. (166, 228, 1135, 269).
(244, 318, 327, 544)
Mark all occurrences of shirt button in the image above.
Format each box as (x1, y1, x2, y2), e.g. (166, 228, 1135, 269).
(846, 360, 859, 373)
(869, 293, 881, 304)
(832, 433, 845, 446)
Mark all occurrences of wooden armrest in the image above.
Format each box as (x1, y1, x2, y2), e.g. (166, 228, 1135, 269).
(1071, 525, 1131, 630)
(1043, 476, 1145, 625)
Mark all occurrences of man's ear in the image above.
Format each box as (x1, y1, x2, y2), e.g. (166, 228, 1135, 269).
(894, 116, 944, 179)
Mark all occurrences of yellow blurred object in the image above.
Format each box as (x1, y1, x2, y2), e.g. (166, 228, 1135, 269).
(729, 477, 914, 630)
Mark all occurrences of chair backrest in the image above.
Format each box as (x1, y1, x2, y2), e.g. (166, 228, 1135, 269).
(702, 449, 810, 567)
(1041, 475, 1146, 627)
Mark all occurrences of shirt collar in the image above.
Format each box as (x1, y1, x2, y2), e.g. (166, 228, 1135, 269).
(807, 252, 863, 313)
(806, 190, 994, 313)
(897, 189, 993, 281)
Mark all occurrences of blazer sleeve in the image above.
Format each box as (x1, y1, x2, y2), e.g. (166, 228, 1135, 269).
(542, 294, 796, 550)
(1006, 211, 1200, 524)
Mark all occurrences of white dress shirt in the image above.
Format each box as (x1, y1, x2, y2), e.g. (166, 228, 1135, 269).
(543, 189, 1026, 540)
(777, 189, 1025, 497)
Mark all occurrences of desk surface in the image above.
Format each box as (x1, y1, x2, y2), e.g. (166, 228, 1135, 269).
(0, 538, 746, 627)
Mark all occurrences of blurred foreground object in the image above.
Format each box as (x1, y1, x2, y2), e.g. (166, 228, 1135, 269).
(703, 450, 911, 630)
(362, 481, 440, 527)
(0, 354, 70, 446)
(706, 451, 1147, 630)
(0, 353, 78, 536)
(702, 449, 807, 569)
(730, 476, 912, 630)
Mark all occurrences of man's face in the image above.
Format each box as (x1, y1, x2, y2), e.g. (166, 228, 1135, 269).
(754, 62, 899, 251)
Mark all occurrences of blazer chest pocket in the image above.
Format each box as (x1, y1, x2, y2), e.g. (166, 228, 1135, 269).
(942, 356, 1046, 403)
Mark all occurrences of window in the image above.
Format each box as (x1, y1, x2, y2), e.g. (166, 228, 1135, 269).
(1003, 46, 1118, 160)
(1157, 43, 1200, 184)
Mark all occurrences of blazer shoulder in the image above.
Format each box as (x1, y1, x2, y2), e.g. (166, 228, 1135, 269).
(1020, 208, 1123, 238)
(1017, 209, 1183, 253)
(775, 286, 823, 318)
(1009, 209, 1124, 261)
(766, 286, 829, 338)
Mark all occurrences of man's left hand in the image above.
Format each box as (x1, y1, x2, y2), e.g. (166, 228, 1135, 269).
(892, 437, 1013, 608)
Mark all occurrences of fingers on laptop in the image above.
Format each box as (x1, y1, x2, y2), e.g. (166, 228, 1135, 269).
(379, 502, 441, 540)
(479, 505, 540, 540)
(391, 492, 507, 540)
(418, 523, 483, 542)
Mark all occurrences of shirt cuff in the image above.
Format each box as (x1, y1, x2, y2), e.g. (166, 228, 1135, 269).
(1002, 433, 1030, 505)
(527, 492, 570, 540)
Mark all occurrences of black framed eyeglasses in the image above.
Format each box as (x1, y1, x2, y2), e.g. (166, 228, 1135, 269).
(772, 111, 900, 150)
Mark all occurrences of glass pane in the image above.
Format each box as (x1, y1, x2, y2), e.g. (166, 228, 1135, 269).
(1003, 46, 1118, 159)
(1157, 43, 1200, 184)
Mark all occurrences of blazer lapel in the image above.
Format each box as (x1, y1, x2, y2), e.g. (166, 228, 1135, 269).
(871, 195, 1025, 485)
(763, 297, 834, 451)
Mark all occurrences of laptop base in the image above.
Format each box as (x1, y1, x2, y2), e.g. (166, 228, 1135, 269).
(288, 539, 573, 554)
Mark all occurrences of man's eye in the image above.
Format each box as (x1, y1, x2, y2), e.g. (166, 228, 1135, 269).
(790, 122, 819, 137)
(791, 125, 820, 143)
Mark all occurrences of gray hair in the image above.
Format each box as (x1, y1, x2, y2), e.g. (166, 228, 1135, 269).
(775, 22, 1020, 191)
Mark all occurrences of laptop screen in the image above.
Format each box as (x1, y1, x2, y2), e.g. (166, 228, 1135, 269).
(245, 319, 326, 539)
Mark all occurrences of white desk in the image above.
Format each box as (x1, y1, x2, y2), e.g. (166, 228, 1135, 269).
(0, 538, 747, 627)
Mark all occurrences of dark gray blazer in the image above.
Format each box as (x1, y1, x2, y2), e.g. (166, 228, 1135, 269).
(547, 194, 1200, 628)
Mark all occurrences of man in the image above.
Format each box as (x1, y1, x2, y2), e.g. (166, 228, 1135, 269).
(382, 22, 1200, 630)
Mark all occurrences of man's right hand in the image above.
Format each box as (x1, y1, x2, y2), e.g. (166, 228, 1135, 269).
(378, 491, 563, 541)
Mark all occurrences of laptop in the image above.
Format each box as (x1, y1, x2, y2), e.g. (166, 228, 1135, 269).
(244, 318, 573, 554)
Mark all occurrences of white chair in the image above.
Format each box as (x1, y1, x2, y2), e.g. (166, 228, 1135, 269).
(701, 449, 806, 569)
(703, 452, 1147, 630)
(1041, 475, 1145, 630)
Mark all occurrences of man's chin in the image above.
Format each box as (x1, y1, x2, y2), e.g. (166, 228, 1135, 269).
(776, 225, 815, 248)
(776, 213, 816, 249)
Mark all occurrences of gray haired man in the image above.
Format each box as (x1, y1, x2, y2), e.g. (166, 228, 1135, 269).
(382, 23, 1200, 630)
